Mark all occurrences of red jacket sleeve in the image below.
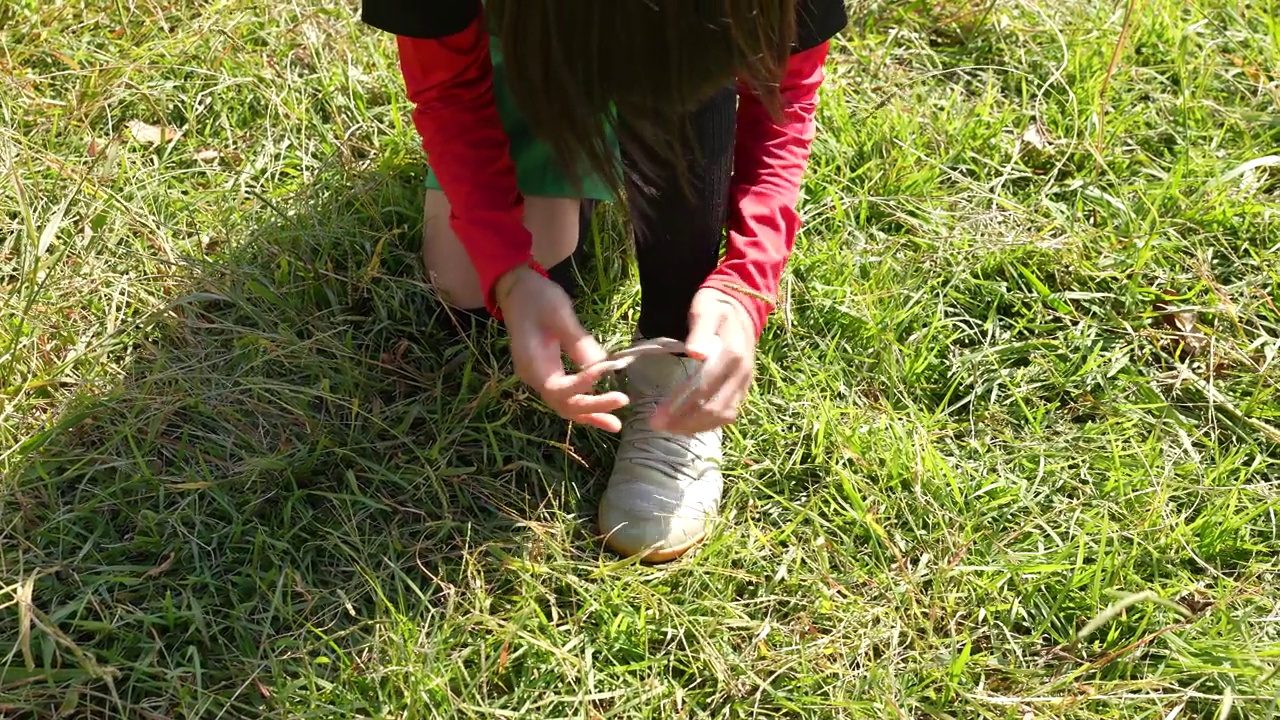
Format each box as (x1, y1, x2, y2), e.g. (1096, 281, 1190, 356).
(395, 15, 541, 317)
(702, 41, 830, 338)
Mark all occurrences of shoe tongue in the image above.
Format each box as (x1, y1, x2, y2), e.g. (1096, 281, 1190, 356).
(627, 352, 699, 396)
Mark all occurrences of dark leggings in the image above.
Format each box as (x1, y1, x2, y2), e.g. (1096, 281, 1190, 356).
(622, 83, 736, 341)
(442, 84, 736, 340)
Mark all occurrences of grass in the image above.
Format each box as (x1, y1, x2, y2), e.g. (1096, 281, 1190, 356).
(2, 0, 1279, 716)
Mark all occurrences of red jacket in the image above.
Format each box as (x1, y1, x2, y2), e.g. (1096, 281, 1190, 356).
(394, 13, 829, 337)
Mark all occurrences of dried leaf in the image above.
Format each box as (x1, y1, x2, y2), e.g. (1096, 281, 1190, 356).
(1154, 297, 1209, 358)
(38, 46, 73, 69)
(1021, 121, 1049, 151)
(192, 148, 220, 162)
(1226, 54, 1266, 84)
(126, 119, 182, 145)
(143, 552, 175, 579)
(1176, 325, 1208, 357)
(1170, 310, 1197, 334)
(16, 574, 36, 669)
(1177, 593, 1214, 615)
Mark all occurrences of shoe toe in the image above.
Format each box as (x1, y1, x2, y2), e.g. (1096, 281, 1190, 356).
(597, 481, 711, 562)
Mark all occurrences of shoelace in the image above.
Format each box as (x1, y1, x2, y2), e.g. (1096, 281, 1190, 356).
(591, 337, 689, 372)
(596, 338, 716, 482)
(593, 337, 705, 408)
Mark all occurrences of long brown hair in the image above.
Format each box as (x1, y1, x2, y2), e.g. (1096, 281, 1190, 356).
(486, 0, 798, 198)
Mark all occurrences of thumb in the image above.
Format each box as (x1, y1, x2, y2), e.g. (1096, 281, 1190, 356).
(684, 293, 725, 361)
(545, 296, 608, 369)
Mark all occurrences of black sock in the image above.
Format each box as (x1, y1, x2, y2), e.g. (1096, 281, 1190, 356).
(437, 199, 597, 337)
(624, 86, 736, 341)
(435, 304, 494, 339)
(546, 256, 579, 299)
(546, 199, 597, 300)
(578, 199, 597, 257)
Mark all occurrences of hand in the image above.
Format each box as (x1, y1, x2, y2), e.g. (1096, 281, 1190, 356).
(651, 287, 757, 435)
(495, 265, 630, 432)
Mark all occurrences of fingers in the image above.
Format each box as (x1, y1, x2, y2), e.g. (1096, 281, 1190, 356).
(662, 289, 743, 432)
(538, 347, 629, 419)
(511, 335, 569, 397)
(540, 359, 611, 396)
(662, 372, 750, 435)
(571, 412, 624, 433)
(517, 349, 630, 429)
(511, 325, 629, 431)
(546, 386, 629, 430)
(672, 356, 735, 418)
(652, 350, 751, 435)
(502, 272, 630, 431)
(532, 376, 630, 431)
(547, 297, 609, 370)
(558, 388, 631, 415)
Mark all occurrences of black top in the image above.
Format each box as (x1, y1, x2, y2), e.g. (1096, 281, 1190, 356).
(362, 0, 848, 52)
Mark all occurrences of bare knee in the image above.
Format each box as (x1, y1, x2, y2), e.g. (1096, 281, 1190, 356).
(422, 191, 485, 308)
(421, 191, 582, 309)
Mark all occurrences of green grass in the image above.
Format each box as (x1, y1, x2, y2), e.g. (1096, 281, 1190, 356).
(2, 0, 1279, 716)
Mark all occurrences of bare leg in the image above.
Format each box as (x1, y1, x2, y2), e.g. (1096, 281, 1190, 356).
(421, 190, 583, 309)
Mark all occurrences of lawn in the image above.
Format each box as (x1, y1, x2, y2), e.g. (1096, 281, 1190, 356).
(2, 0, 1279, 717)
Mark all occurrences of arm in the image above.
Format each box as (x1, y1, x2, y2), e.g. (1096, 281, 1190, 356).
(701, 40, 830, 338)
(393, 13, 543, 317)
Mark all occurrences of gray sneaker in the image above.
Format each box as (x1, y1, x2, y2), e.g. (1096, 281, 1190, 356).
(596, 341, 724, 562)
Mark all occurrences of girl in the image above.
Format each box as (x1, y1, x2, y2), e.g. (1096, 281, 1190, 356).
(361, 0, 847, 562)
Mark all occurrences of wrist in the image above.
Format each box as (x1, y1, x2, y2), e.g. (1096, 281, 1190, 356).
(700, 280, 770, 340)
(493, 260, 545, 315)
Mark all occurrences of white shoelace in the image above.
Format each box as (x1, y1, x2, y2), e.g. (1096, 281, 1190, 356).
(599, 339, 717, 484)
(620, 394, 706, 481)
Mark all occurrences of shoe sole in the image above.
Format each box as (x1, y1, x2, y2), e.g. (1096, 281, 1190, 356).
(598, 515, 708, 564)
(635, 531, 706, 564)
